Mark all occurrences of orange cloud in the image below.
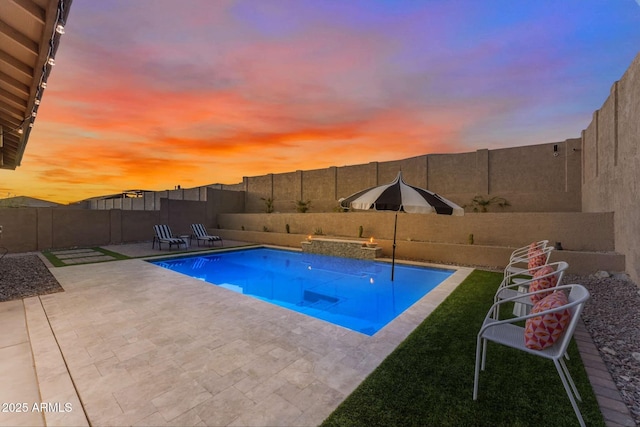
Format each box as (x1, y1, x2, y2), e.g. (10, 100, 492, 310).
(7, 0, 634, 204)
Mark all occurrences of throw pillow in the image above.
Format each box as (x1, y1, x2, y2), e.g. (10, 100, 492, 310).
(524, 292, 571, 350)
(529, 265, 558, 304)
(528, 249, 547, 270)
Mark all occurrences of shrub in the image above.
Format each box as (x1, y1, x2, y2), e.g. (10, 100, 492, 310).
(295, 199, 311, 213)
(465, 195, 510, 212)
(261, 197, 274, 213)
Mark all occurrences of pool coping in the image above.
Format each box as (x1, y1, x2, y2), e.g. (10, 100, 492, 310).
(145, 244, 460, 336)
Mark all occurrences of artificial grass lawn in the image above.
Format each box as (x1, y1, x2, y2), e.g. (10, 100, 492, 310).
(322, 270, 605, 427)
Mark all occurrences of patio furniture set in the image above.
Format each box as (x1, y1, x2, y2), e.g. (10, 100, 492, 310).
(473, 240, 591, 427)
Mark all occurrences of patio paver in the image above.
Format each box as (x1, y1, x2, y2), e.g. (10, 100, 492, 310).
(0, 300, 44, 427)
(25, 254, 472, 426)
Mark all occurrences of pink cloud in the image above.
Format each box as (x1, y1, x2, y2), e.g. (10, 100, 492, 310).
(5, 0, 638, 203)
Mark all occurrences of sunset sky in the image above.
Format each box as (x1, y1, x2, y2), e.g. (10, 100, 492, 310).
(2, 0, 640, 204)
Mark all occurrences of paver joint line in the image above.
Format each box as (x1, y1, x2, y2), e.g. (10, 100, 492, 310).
(28, 296, 91, 426)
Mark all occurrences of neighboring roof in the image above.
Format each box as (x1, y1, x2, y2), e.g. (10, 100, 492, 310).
(0, 0, 73, 170)
(80, 190, 154, 202)
(0, 195, 62, 208)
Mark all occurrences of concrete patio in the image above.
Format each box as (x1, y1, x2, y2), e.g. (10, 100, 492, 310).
(1, 243, 474, 426)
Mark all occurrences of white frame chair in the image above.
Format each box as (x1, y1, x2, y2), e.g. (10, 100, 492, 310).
(509, 240, 549, 263)
(504, 245, 554, 276)
(473, 284, 591, 427)
(494, 261, 569, 318)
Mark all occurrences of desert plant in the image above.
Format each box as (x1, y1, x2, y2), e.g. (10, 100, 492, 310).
(333, 203, 348, 212)
(465, 195, 511, 213)
(241, 225, 245, 231)
(468, 233, 474, 245)
(285, 224, 290, 233)
(261, 197, 274, 213)
(263, 226, 269, 232)
(313, 227, 324, 235)
(358, 225, 364, 238)
(295, 199, 311, 213)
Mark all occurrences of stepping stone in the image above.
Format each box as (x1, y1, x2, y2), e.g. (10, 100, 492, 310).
(50, 249, 97, 255)
(62, 256, 115, 264)
(56, 251, 105, 260)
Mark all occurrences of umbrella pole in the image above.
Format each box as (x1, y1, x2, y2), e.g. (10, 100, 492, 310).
(391, 212, 398, 281)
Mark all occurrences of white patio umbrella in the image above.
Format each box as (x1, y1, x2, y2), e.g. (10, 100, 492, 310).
(339, 171, 464, 280)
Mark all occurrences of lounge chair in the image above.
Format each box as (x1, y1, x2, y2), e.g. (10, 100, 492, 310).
(191, 224, 223, 247)
(152, 225, 187, 250)
(474, 284, 590, 427)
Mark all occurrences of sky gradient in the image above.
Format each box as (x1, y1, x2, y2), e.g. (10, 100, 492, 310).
(2, 0, 640, 204)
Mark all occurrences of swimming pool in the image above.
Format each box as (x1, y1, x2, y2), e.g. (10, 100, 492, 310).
(150, 247, 453, 335)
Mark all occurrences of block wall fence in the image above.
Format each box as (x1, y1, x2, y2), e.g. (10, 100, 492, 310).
(240, 140, 582, 214)
(581, 52, 640, 283)
(0, 200, 211, 253)
(87, 140, 583, 214)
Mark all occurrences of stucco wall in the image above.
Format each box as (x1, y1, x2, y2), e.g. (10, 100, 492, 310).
(216, 211, 614, 252)
(160, 199, 208, 237)
(206, 188, 245, 224)
(581, 52, 640, 283)
(212, 229, 623, 275)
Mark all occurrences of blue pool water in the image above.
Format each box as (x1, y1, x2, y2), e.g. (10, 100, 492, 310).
(150, 248, 453, 335)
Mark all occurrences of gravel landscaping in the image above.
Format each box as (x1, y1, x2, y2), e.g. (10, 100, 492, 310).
(0, 253, 63, 302)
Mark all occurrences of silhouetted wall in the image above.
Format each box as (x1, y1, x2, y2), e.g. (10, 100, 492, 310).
(0, 196, 243, 252)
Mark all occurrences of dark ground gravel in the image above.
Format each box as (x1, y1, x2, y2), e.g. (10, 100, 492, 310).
(0, 253, 64, 302)
(0, 254, 638, 423)
(565, 273, 640, 425)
